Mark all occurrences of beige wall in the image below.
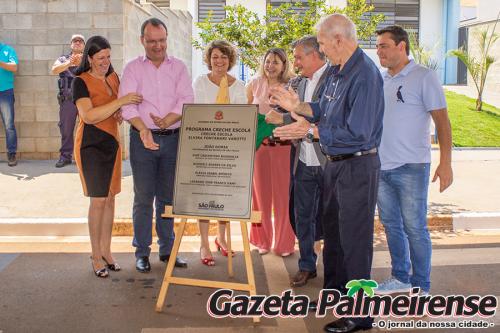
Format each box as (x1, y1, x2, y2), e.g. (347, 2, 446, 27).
(0, 0, 192, 160)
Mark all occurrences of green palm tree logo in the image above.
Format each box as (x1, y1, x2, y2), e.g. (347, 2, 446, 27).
(346, 279, 378, 297)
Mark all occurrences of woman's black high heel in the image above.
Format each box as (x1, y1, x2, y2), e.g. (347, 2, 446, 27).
(90, 257, 109, 278)
(102, 256, 121, 271)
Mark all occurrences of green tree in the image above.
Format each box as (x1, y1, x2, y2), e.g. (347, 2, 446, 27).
(193, 0, 384, 72)
(449, 12, 500, 111)
(407, 29, 439, 71)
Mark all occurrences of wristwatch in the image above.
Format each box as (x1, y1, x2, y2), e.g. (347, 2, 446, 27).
(305, 125, 315, 143)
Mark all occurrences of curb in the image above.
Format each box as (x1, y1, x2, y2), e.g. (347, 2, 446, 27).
(1, 213, 488, 237)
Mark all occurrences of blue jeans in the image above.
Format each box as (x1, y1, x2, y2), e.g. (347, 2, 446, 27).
(294, 160, 323, 272)
(130, 129, 178, 258)
(0, 89, 17, 154)
(377, 163, 431, 292)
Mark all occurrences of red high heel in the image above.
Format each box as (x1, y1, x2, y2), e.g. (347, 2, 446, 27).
(200, 247, 215, 266)
(214, 238, 235, 257)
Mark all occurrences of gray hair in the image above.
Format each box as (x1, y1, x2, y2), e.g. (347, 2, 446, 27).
(315, 14, 357, 42)
(291, 35, 325, 61)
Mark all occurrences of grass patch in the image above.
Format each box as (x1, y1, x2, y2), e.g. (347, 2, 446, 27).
(445, 90, 500, 147)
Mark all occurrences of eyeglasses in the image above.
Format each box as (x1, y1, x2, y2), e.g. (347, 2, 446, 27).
(324, 78, 340, 102)
(72, 39, 84, 44)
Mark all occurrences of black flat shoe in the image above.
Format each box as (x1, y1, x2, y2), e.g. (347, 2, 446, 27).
(136, 256, 151, 273)
(159, 255, 188, 268)
(55, 158, 72, 168)
(102, 256, 121, 271)
(324, 318, 372, 333)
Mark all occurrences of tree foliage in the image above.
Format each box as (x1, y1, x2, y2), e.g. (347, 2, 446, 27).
(193, 0, 384, 71)
(407, 29, 439, 71)
(449, 12, 500, 111)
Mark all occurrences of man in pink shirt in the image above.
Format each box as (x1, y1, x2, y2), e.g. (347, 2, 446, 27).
(119, 18, 194, 273)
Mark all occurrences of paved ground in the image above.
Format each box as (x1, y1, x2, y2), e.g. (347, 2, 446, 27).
(0, 150, 499, 332)
(0, 232, 499, 333)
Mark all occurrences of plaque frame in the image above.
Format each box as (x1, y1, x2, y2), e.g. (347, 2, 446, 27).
(172, 104, 258, 219)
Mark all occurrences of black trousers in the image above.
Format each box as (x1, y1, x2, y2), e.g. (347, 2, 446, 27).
(289, 144, 297, 234)
(322, 153, 380, 327)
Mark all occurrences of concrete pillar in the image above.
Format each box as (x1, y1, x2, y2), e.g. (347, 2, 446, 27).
(442, 0, 460, 84)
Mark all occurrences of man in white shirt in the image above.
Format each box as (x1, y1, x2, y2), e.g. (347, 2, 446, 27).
(266, 35, 329, 287)
(375, 25, 453, 295)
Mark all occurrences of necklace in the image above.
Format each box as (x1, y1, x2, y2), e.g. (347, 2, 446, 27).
(88, 70, 105, 81)
(89, 71, 113, 96)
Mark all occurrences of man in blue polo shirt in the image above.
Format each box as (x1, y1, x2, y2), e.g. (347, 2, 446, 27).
(375, 26, 453, 295)
(0, 42, 18, 167)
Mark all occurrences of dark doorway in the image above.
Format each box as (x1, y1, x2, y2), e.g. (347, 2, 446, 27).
(457, 26, 468, 85)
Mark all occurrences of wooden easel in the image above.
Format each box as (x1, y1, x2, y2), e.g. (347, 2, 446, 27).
(155, 205, 262, 323)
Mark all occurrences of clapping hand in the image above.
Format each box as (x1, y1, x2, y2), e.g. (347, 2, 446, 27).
(149, 113, 179, 130)
(273, 112, 310, 140)
(69, 53, 82, 66)
(269, 86, 300, 113)
(150, 114, 168, 129)
(265, 109, 285, 125)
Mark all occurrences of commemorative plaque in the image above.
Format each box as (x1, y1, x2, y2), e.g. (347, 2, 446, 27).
(173, 104, 258, 219)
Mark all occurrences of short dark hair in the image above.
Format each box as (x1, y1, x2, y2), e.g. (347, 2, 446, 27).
(203, 40, 238, 71)
(141, 18, 168, 36)
(291, 35, 325, 61)
(75, 35, 114, 76)
(376, 25, 410, 55)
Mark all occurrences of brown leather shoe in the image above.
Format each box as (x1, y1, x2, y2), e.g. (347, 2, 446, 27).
(290, 270, 317, 287)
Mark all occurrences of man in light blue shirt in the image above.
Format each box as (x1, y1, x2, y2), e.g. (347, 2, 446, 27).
(375, 26, 453, 295)
(0, 42, 18, 166)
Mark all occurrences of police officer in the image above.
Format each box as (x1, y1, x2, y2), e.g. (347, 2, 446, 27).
(51, 34, 85, 168)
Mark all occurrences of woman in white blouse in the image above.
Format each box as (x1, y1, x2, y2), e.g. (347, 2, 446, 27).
(193, 40, 246, 266)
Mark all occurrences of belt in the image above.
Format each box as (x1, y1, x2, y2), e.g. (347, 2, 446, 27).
(325, 147, 377, 162)
(132, 126, 179, 136)
(262, 140, 292, 147)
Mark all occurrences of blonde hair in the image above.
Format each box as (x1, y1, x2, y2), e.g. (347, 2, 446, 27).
(258, 48, 294, 84)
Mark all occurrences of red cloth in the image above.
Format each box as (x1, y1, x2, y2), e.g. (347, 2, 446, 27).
(250, 145, 296, 254)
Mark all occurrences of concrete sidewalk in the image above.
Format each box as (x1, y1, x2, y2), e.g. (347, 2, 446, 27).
(0, 149, 499, 235)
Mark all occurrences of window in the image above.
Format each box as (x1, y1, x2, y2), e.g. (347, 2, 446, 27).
(150, 1, 170, 7)
(361, 0, 420, 48)
(198, 0, 226, 22)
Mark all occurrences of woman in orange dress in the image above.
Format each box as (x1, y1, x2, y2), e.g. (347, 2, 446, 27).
(72, 36, 142, 278)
